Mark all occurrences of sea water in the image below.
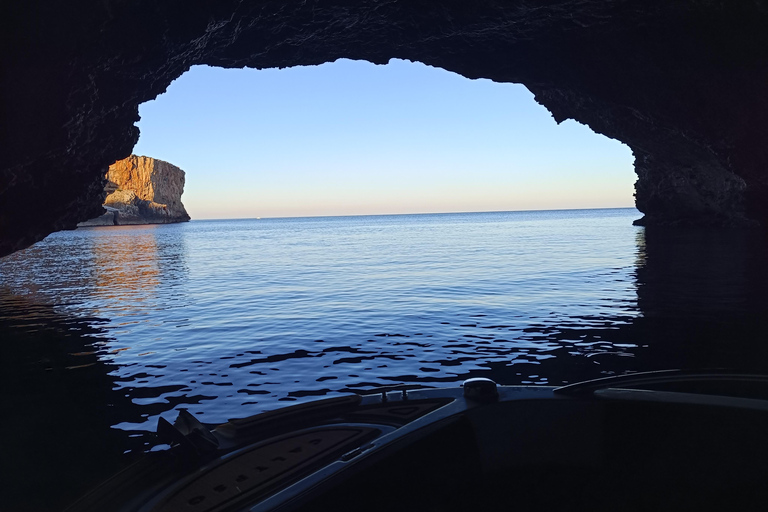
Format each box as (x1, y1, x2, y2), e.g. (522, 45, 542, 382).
(4, 208, 768, 509)
(4, 208, 768, 422)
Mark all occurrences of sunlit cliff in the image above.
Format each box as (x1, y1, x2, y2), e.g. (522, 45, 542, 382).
(79, 156, 190, 227)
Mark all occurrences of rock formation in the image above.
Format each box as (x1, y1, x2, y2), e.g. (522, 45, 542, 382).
(1, 1, 768, 256)
(77, 156, 190, 227)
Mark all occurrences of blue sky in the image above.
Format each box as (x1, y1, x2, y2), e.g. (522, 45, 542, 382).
(133, 59, 635, 219)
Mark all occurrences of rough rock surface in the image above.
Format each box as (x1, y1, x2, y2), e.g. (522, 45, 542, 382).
(1, 1, 768, 256)
(77, 156, 190, 227)
(77, 207, 118, 227)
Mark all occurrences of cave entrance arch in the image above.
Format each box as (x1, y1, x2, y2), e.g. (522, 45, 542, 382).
(133, 59, 635, 220)
(3, 1, 766, 257)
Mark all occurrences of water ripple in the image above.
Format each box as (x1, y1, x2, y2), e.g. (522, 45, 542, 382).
(3, 210, 768, 436)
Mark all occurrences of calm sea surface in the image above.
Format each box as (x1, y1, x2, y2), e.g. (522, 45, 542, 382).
(3, 208, 768, 509)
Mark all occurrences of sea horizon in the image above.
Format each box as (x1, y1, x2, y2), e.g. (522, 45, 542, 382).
(184, 205, 639, 223)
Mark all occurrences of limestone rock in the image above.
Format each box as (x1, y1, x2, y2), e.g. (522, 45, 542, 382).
(77, 156, 190, 227)
(76, 208, 117, 227)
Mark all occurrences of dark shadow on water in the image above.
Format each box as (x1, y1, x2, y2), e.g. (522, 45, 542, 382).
(0, 293, 152, 511)
(477, 226, 768, 386)
(630, 227, 768, 371)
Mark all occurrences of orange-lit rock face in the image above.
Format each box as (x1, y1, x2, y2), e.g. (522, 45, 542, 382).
(80, 156, 190, 226)
(108, 156, 185, 209)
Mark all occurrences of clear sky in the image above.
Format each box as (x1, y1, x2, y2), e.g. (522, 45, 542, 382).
(133, 59, 635, 220)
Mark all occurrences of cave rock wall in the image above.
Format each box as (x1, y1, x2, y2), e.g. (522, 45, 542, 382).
(1, 1, 767, 256)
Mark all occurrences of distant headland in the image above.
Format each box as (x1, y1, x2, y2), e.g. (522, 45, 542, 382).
(78, 155, 190, 227)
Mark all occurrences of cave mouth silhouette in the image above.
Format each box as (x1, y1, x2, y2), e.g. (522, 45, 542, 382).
(2, 2, 767, 257)
(133, 59, 636, 221)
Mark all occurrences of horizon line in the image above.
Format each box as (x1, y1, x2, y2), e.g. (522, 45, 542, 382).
(188, 206, 639, 222)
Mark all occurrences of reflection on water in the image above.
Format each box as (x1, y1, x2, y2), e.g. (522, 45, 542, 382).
(0, 225, 193, 511)
(91, 226, 161, 304)
(2, 210, 768, 510)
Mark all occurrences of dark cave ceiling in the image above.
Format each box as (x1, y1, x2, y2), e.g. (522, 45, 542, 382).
(1, 0, 767, 256)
